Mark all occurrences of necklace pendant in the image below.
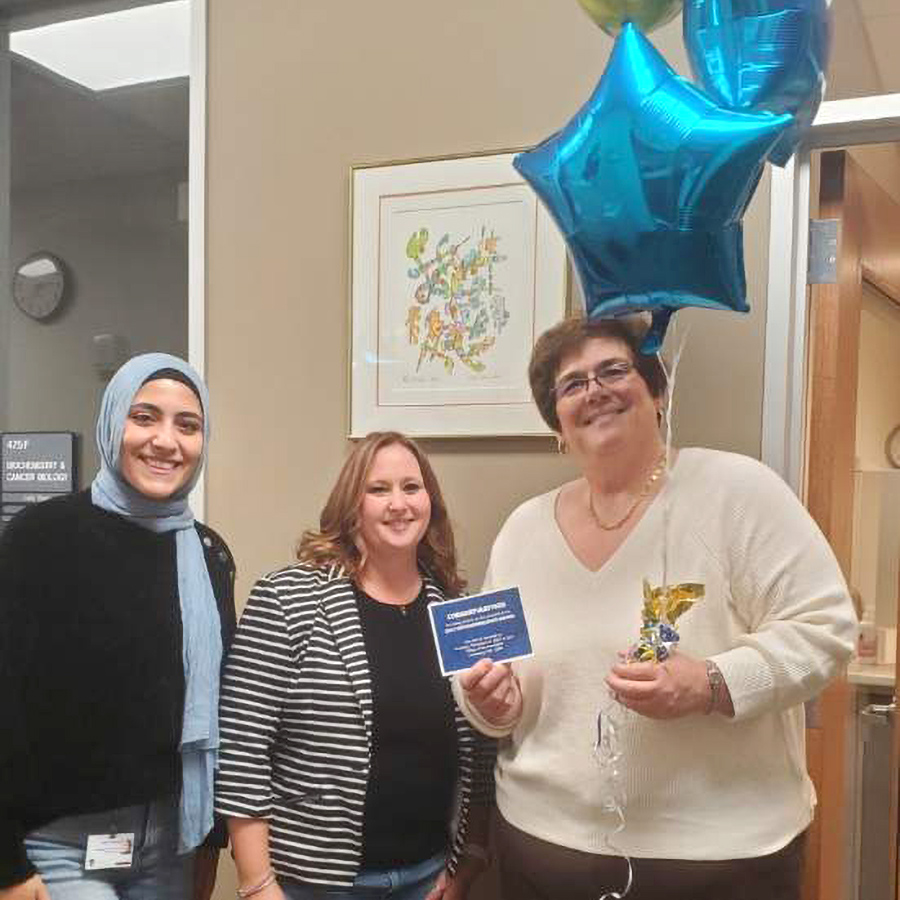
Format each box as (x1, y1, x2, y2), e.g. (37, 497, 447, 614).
(588, 452, 668, 531)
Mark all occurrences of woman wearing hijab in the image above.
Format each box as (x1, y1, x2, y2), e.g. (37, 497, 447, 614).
(0, 354, 236, 900)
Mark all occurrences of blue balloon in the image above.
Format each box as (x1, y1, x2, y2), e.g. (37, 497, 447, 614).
(684, 0, 830, 165)
(514, 23, 790, 352)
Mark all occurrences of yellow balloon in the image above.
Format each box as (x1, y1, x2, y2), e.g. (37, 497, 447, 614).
(576, 0, 683, 36)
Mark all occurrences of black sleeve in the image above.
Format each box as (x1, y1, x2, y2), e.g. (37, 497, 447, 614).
(0, 510, 45, 888)
(198, 524, 238, 849)
(198, 523, 237, 657)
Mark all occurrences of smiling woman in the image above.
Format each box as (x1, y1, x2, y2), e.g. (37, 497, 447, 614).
(215, 432, 496, 900)
(119, 376, 204, 500)
(356, 443, 433, 585)
(454, 315, 858, 900)
(0, 0, 199, 490)
(0, 353, 236, 900)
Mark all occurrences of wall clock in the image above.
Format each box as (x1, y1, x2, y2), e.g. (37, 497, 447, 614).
(886, 424, 900, 469)
(13, 253, 67, 321)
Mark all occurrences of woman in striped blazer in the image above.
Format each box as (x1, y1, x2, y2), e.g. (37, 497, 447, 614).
(216, 432, 495, 900)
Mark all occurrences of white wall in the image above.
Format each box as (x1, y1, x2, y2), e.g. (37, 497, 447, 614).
(850, 288, 900, 626)
(5, 170, 188, 482)
(855, 286, 900, 469)
(851, 469, 900, 627)
(875, 474, 900, 628)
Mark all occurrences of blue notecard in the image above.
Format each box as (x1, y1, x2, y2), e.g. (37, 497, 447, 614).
(428, 586, 533, 676)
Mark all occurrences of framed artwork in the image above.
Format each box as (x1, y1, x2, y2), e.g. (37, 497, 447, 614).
(349, 150, 568, 437)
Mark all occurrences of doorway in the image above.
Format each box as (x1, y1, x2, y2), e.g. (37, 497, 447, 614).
(0, 0, 207, 523)
(764, 99, 900, 900)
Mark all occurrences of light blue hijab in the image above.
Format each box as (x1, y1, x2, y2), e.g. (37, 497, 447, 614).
(91, 352, 222, 854)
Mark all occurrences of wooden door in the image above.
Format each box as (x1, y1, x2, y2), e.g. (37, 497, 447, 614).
(803, 149, 900, 900)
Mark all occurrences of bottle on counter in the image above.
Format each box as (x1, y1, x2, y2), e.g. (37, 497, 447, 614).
(857, 617, 878, 666)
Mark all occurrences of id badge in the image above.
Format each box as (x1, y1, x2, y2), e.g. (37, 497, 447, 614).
(85, 833, 135, 870)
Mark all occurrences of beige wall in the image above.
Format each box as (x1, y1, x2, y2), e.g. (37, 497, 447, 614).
(827, 0, 884, 101)
(849, 143, 900, 205)
(205, 5, 772, 896)
(852, 289, 900, 627)
(205, 0, 772, 598)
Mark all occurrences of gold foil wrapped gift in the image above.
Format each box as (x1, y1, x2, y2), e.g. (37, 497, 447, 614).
(629, 579, 705, 662)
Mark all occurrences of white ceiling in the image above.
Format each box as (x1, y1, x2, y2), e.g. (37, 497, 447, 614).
(7, 0, 187, 190)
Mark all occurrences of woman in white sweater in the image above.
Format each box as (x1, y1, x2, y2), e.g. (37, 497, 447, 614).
(456, 316, 857, 900)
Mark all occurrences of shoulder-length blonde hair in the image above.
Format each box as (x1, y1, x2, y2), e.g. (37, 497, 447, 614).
(297, 431, 466, 596)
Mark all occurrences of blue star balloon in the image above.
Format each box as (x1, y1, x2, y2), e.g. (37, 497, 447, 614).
(514, 23, 790, 351)
(684, 0, 830, 165)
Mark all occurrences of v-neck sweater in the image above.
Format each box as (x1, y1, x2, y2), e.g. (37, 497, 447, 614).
(459, 448, 856, 860)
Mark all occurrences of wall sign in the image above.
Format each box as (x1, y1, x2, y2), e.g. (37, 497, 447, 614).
(1, 432, 78, 527)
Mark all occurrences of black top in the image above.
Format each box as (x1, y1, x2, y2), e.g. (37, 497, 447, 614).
(0, 490, 236, 888)
(354, 584, 458, 869)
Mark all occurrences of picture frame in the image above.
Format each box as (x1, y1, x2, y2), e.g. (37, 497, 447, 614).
(349, 150, 568, 438)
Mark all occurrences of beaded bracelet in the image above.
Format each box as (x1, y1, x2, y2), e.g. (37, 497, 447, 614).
(236, 870, 276, 899)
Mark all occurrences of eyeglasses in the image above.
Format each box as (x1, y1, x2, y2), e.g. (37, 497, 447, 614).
(552, 361, 634, 401)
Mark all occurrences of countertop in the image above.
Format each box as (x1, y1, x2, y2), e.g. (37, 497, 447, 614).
(847, 661, 895, 688)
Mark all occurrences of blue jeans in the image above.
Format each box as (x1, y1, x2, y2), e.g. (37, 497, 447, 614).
(24, 798, 195, 900)
(281, 851, 445, 900)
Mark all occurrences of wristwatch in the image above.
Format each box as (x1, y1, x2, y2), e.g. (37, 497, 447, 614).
(705, 659, 725, 715)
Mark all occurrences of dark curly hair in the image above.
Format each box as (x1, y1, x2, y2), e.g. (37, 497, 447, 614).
(528, 316, 667, 432)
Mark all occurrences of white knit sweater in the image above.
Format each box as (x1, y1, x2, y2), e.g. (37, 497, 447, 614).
(457, 448, 856, 860)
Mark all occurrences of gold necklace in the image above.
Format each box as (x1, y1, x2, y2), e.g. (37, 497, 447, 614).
(588, 453, 667, 531)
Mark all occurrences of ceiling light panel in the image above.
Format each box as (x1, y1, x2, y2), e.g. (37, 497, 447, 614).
(10, 1, 190, 92)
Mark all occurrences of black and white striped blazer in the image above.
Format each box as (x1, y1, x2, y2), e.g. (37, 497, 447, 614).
(215, 563, 496, 888)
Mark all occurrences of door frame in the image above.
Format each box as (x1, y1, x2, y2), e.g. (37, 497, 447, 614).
(187, 0, 207, 517)
(0, 0, 209, 517)
(763, 93, 900, 900)
(762, 92, 900, 490)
